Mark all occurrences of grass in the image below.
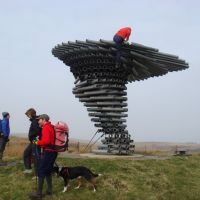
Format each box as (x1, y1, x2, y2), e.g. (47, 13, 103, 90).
(1, 155, 200, 200)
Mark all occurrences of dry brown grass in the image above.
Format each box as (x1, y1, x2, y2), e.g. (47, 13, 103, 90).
(4, 136, 92, 159)
(5, 136, 28, 158)
(68, 142, 93, 154)
(5, 137, 190, 159)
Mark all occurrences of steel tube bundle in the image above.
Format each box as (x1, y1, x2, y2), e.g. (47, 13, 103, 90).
(52, 39, 189, 155)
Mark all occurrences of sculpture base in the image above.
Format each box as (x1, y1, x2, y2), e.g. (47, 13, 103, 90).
(94, 142, 135, 155)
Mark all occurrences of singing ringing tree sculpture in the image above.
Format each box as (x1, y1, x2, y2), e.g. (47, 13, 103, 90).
(52, 39, 189, 155)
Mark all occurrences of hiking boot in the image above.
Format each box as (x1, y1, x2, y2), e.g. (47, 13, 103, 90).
(28, 192, 44, 199)
(23, 169, 32, 174)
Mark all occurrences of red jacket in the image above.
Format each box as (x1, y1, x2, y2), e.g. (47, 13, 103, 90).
(116, 27, 131, 41)
(37, 122, 55, 149)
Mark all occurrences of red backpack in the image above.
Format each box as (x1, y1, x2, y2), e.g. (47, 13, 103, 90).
(47, 121, 69, 152)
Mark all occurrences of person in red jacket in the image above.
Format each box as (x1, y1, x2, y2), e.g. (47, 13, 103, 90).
(29, 114, 57, 199)
(113, 27, 132, 64)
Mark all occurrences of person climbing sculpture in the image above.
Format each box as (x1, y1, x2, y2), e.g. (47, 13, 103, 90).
(113, 27, 132, 66)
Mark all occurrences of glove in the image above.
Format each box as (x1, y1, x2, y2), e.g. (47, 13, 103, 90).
(33, 139, 38, 145)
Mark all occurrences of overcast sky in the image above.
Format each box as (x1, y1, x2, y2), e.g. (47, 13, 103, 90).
(0, 0, 199, 142)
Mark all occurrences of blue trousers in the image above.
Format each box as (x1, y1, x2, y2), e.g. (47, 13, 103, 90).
(38, 151, 57, 178)
(113, 35, 124, 61)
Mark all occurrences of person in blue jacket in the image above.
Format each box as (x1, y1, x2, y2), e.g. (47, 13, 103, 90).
(0, 119, 2, 135)
(0, 112, 10, 160)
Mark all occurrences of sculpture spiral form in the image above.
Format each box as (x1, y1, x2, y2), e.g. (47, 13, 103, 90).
(52, 39, 189, 155)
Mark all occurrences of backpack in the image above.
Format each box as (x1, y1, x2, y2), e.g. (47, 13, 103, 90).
(47, 121, 69, 152)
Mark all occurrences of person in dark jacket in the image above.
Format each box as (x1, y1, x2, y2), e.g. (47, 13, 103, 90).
(29, 114, 57, 199)
(23, 108, 41, 174)
(0, 112, 10, 161)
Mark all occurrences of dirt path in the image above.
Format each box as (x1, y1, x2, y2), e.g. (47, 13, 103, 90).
(60, 152, 171, 160)
(0, 160, 22, 167)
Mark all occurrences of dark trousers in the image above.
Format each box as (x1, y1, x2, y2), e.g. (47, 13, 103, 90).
(38, 151, 57, 178)
(23, 143, 40, 174)
(0, 136, 8, 160)
(32, 144, 41, 175)
(37, 151, 57, 194)
(113, 34, 124, 61)
(23, 143, 32, 169)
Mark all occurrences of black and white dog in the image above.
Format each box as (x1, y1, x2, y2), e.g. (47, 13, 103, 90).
(53, 165, 102, 192)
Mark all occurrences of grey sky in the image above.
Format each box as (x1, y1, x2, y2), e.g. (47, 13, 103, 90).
(0, 0, 199, 142)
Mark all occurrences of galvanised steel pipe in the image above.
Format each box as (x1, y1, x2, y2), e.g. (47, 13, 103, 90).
(52, 39, 189, 155)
